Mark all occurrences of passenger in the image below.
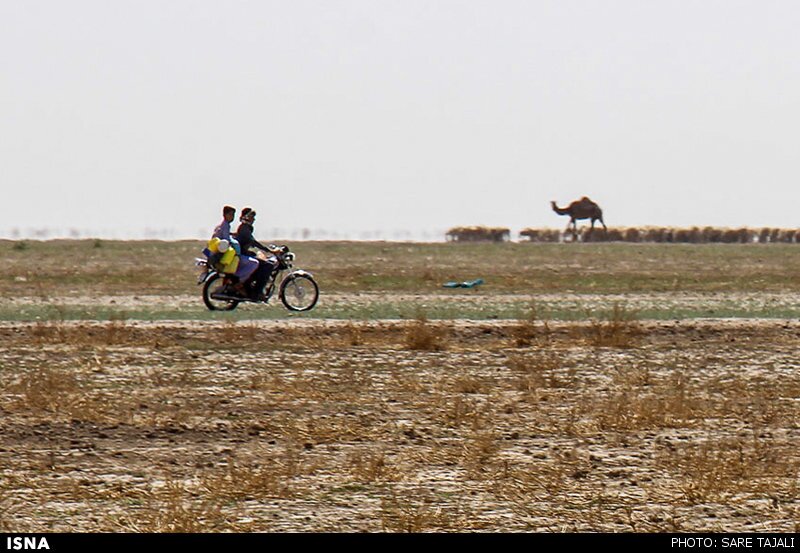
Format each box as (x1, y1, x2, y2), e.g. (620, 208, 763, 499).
(211, 205, 258, 297)
(212, 205, 237, 241)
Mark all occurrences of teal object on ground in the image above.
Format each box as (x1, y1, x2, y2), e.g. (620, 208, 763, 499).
(442, 278, 485, 289)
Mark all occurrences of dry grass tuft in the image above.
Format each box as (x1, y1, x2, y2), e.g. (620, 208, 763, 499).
(507, 351, 567, 396)
(512, 304, 551, 347)
(658, 438, 800, 505)
(591, 367, 705, 432)
(9, 367, 83, 414)
(380, 491, 469, 532)
(0, 485, 11, 531)
(496, 460, 574, 512)
(581, 304, 643, 348)
(199, 458, 293, 500)
(5, 367, 109, 422)
(435, 392, 496, 431)
(115, 479, 238, 532)
(452, 375, 488, 394)
(344, 322, 365, 346)
(3, 365, 135, 424)
(462, 431, 502, 477)
(28, 321, 138, 347)
(102, 320, 134, 345)
(404, 313, 447, 351)
(347, 448, 399, 483)
(220, 320, 261, 344)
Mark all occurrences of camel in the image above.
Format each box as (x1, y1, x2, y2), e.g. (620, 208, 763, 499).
(551, 197, 607, 241)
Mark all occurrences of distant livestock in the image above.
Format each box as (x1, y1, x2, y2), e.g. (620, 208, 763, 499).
(517, 226, 800, 244)
(445, 227, 510, 243)
(551, 197, 607, 240)
(445, 225, 799, 244)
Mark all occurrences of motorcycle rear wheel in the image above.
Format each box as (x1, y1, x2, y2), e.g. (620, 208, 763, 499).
(203, 273, 240, 311)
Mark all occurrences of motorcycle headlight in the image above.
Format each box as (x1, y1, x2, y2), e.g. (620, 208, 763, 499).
(285, 252, 295, 261)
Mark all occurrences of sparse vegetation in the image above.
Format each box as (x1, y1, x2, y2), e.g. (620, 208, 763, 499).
(0, 240, 798, 532)
(0, 319, 797, 531)
(113, 479, 237, 532)
(511, 303, 551, 347)
(404, 312, 447, 351)
(582, 304, 643, 348)
(3, 239, 800, 304)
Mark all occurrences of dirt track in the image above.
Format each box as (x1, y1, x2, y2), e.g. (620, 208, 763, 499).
(1, 318, 798, 532)
(5, 291, 800, 310)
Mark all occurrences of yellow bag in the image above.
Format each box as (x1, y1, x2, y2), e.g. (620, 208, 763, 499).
(207, 237, 222, 253)
(205, 237, 238, 273)
(220, 248, 239, 274)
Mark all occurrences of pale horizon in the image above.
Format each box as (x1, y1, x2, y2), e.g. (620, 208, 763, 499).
(3, 1, 799, 238)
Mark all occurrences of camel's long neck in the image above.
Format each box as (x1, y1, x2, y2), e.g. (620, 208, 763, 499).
(551, 203, 570, 216)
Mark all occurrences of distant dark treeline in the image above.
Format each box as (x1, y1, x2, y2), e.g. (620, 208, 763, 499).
(446, 226, 800, 243)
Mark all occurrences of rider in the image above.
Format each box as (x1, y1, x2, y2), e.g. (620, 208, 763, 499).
(234, 207, 278, 300)
(212, 205, 236, 240)
(211, 205, 259, 297)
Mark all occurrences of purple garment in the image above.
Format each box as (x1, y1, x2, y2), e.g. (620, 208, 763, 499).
(234, 255, 259, 282)
(212, 219, 231, 241)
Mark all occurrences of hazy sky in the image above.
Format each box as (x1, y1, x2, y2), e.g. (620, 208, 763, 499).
(2, 0, 799, 239)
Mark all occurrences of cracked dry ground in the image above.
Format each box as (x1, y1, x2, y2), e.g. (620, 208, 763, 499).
(0, 319, 799, 532)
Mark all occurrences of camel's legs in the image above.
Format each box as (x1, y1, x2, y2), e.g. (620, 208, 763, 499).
(591, 218, 607, 233)
(586, 220, 595, 240)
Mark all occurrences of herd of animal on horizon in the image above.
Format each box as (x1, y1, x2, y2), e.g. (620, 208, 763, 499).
(445, 197, 800, 244)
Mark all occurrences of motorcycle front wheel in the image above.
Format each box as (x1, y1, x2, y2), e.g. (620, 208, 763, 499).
(202, 273, 240, 311)
(279, 273, 319, 312)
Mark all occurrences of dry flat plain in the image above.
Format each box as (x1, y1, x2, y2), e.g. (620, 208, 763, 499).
(0, 240, 799, 532)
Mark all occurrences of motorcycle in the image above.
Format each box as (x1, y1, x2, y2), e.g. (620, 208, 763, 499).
(195, 245, 319, 312)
